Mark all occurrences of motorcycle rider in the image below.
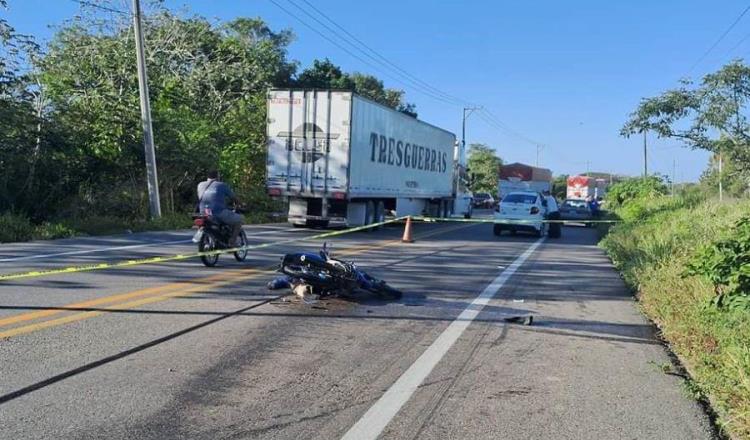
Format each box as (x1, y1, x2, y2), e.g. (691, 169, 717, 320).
(197, 170, 244, 246)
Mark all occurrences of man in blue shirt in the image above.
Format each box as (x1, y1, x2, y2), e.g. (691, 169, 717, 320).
(197, 170, 244, 246)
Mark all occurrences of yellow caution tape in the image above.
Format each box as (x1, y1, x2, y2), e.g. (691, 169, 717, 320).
(411, 216, 620, 224)
(0, 217, 408, 282)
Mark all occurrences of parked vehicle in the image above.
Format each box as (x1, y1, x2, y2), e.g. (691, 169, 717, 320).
(567, 175, 609, 200)
(472, 192, 495, 209)
(278, 243, 402, 300)
(192, 208, 249, 267)
(559, 198, 595, 226)
(493, 191, 549, 237)
(498, 163, 552, 200)
(266, 89, 472, 227)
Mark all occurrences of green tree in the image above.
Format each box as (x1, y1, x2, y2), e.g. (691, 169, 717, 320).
(466, 143, 502, 193)
(552, 174, 568, 200)
(37, 8, 297, 218)
(622, 60, 750, 193)
(295, 58, 417, 117)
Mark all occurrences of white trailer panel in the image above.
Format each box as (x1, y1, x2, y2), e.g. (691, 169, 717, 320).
(266, 89, 351, 197)
(348, 95, 455, 199)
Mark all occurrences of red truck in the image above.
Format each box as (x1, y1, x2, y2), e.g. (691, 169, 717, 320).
(566, 175, 608, 200)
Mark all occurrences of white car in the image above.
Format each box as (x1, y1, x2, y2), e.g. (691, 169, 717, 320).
(493, 191, 549, 237)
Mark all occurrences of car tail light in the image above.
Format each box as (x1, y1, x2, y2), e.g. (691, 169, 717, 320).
(268, 188, 281, 196)
(530, 206, 540, 215)
(331, 192, 346, 200)
(193, 218, 205, 227)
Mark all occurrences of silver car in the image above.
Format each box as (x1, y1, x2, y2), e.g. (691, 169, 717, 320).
(559, 199, 594, 226)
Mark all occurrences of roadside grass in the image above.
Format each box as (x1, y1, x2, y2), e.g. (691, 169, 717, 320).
(0, 211, 285, 243)
(601, 197, 750, 438)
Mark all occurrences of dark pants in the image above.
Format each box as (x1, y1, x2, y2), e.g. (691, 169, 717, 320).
(547, 211, 561, 238)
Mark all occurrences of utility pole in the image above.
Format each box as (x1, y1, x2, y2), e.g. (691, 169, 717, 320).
(672, 159, 677, 196)
(535, 145, 544, 167)
(585, 160, 590, 176)
(643, 130, 648, 177)
(461, 107, 481, 165)
(133, 0, 161, 218)
(719, 150, 723, 202)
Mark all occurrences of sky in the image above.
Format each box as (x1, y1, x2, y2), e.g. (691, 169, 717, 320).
(6, 0, 750, 182)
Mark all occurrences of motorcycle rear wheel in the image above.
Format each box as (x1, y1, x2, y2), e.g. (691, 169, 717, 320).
(199, 232, 220, 267)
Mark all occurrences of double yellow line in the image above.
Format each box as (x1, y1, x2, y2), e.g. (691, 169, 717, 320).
(0, 222, 474, 339)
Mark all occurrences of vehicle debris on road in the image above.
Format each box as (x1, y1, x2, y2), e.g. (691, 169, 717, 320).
(267, 243, 403, 302)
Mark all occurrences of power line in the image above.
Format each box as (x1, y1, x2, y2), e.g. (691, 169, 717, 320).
(295, 0, 469, 107)
(688, 3, 750, 74)
(723, 29, 750, 58)
(70, 0, 129, 15)
(267, 0, 461, 106)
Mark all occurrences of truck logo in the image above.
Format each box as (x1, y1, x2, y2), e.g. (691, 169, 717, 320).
(277, 122, 340, 164)
(369, 131, 448, 173)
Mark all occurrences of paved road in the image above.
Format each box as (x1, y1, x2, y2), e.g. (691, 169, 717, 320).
(0, 220, 716, 439)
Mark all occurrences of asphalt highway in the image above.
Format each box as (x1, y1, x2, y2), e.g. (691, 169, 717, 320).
(0, 217, 716, 439)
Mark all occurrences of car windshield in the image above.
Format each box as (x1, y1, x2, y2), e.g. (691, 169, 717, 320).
(564, 200, 588, 208)
(503, 194, 537, 204)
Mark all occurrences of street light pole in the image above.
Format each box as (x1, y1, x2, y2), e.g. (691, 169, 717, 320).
(132, 0, 161, 218)
(462, 106, 481, 165)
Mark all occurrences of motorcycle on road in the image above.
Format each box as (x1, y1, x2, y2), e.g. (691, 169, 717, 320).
(192, 207, 248, 267)
(277, 243, 402, 300)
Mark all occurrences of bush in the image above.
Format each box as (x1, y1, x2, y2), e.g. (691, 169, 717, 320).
(62, 215, 132, 236)
(0, 213, 34, 243)
(33, 222, 77, 240)
(685, 216, 750, 310)
(130, 213, 193, 232)
(607, 176, 668, 208)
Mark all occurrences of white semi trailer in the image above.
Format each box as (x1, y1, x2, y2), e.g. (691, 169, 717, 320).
(266, 89, 471, 227)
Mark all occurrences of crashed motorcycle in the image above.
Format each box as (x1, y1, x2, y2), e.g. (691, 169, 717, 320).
(192, 207, 248, 267)
(275, 243, 402, 300)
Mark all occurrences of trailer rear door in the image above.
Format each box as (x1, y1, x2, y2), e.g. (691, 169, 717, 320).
(266, 90, 351, 197)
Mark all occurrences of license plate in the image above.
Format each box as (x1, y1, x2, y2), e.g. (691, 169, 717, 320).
(192, 229, 204, 243)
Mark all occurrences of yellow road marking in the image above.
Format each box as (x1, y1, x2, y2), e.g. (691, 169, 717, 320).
(0, 268, 252, 328)
(0, 222, 475, 339)
(0, 269, 263, 339)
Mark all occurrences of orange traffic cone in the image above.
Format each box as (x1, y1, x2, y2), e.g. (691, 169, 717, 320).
(402, 216, 414, 243)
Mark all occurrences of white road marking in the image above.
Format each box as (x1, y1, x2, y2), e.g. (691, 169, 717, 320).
(0, 227, 312, 262)
(0, 239, 192, 262)
(340, 237, 545, 440)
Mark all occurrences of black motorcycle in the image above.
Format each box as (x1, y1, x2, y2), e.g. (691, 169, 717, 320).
(278, 243, 402, 300)
(192, 208, 248, 267)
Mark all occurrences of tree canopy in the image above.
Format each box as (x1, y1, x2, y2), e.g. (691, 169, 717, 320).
(466, 143, 503, 193)
(0, 2, 418, 222)
(622, 60, 750, 191)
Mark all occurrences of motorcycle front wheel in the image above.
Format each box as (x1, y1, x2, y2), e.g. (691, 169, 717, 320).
(199, 231, 220, 267)
(234, 230, 248, 262)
